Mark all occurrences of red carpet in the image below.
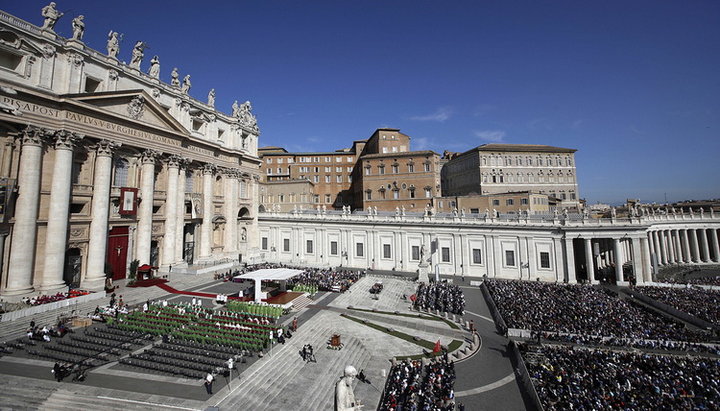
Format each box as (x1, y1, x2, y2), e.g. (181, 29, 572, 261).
(127, 278, 169, 288)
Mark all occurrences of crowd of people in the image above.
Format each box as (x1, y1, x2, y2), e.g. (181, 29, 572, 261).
(26, 319, 71, 342)
(522, 343, 720, 410)
(20, 289, 91, 306)
(287, 267, 365, 292)
(379, 352, 457, 411)
(413, 281, 465, 315)
(635, 285, 720, 325)
(485, 279, 714, 344)
(538, 331, 720, 355)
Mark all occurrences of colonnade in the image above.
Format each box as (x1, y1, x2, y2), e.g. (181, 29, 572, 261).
(648, 227, 720, 266)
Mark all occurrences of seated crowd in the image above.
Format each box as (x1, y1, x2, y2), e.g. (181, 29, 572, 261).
(634, 285, 720, 325)
(287, 267, 365, 293)
(379, 352, 457, 411)
(413, 281, 465, 315)
(521, 344, 720, 410)
(21, 289, 91, 306)
(486, 279, 714, 344)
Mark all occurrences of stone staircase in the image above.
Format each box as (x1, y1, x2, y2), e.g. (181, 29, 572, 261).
(0, 298, 104, 343)
(219, 312, 374, 410)
(0, 377, 52, 410)
(39, 389, 177, 411)
(290, 294, 315, 312)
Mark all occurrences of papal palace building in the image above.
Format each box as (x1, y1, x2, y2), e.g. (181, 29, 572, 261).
(0, 8, 260, 297)
(1, 6, 719, 303)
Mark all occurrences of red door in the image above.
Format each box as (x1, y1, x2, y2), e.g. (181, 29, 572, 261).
(107, 226, 129, 281)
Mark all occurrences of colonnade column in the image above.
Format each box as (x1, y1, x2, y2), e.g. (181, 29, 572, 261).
(83, 140, 120, 291)
(5, 127, 46, 295)
(563, 238, 577, 283)
(700, 229, 710, 262)
(711, 229, 720, 263)
(174, 162, 188, 265)
(38, 131, 84, 291)
(161, 156, 181, 268)
(663, 230, 677, 264)
(135, 149, 159, 265)
(647, 232, 656, 268)
(613, 238, 624, 283)
(673, 230, 683, 263)
(689, 229, 700, 262)
(682, 229, 692, 263)
(199, 164, 215, 259)
(653, 231, 665, 265)
(584, 238, 596, 284)
(640, 237, 653, 283)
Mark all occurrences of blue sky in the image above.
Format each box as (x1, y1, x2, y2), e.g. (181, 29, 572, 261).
(5, 1, 719, 205)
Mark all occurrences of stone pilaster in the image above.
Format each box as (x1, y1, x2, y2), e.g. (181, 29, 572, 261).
(5, 127, 47, 295)
(563, 237, 577, 283)
(83, 140, 120, 291)
(135, 149, 159, 265)
(174, 161, 189, 265)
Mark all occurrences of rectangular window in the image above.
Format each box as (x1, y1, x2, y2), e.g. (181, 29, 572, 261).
(325, 167, 331, 172)
(306, 240, 313, 254)
(493, 199, 500, 206)
(408, 164, 414, 173)
(366, 191, 372, 200)
(313, 175, 319, 183)
(393, 190, 399, 199)
(365, 167, 371, 176)
(425, 188, 431, 198)
(325, 194, 331, 203)
(472, 248, 482, 264)
(411, 245, 420, 261)
(521, 198, 528, 205)
(505, 250, 516, 267)
(379, 167, 385, 175)
(325, 175, 330, 183)
(409, 190, 415, 198)
(392, 165, 399, 173)
(330, 241, 338, 255)
(283, 238, 290, 252)
(506, 199, 514, 206)
(424, 163, 431, 172)
(356, 242, 364, 257)
(540, 252, 551, 269)
(470, 208, 479, 214)
(336, 167, 342, 172)
(325, 157, 331, 162)
(383, 244, 391, 259)
(266, 158, 272, 163)
(336, 175, 342, 183)
(261, 237, 268, 250)
(441, 247, 450, 263)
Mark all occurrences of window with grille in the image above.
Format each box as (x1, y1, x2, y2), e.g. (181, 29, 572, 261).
(441, 247, 450, 262)
(383, 244, 391, 259)
(505, 250, 515, 267)
(472, 249, 482, 264)
(540, 252, 551, 268)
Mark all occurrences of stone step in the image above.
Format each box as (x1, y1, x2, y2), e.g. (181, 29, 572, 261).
(0, 383, 50, 409)
(300, 338, 370, 411)
(291, 294, 315, 312)
(40, 389, 192, 411)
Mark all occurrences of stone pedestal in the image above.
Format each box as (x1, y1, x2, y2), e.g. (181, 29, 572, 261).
(417, 262, 429, 283)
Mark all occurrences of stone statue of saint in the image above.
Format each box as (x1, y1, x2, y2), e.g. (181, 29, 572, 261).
(181, 75, 192, 94)
(420, 243, 429, 262)
(107, 31, 120, 58)
(237, 101, 258, 129)
(335, 365, 362, 411)
(232, 100, 240, 117)
(71, 15, 84, 41)
(395, 206, 400, 216)
(41, 2, 63, 31)
(170, 68, 180, 87)
(241, 228, 247, 241)
(148, 55, 160, 78)
(129, 41, 146, 70)
(207, 89, 216, 107)
(460, 208, 465, 217)
(401, 205, 406, 216)
(611, 207, 617, 218)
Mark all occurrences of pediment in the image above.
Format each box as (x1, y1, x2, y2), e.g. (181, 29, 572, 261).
(63, 89, 189, 135)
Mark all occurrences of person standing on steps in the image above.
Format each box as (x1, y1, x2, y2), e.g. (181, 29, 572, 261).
(204, 372, 214, 394)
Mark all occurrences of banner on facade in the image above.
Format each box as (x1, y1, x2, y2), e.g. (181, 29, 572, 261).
(119, 187, 138, 215)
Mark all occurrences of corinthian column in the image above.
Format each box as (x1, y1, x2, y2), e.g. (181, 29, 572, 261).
(160, 156, 181, 268)
(5, 127, 46, 295)
(82, 140, 120, 291)
(200, 164, 215, 259)
(700, 228, 710, 262)
(135, 149, 159, 265)
(38, 130, 84, 291)
(682, 229, 691, 263)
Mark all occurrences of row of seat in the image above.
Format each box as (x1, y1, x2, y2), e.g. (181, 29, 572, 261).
(119, 357, 206, 380)
(154, 342, 245, 361)
(129, 352, 220, 375)
(57, 339, 123, 356)
(145, 347, 230, 367)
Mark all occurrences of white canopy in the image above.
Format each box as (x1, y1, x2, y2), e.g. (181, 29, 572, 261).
(234, 268, 304, 282)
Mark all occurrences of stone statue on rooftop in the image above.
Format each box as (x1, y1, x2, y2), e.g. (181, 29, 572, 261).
(70, 15, 84, 41)
(148, 55, 160, 78)
(207, 89, 216, 107)
(41, 2, 63, 31)
(129, 41, 146, 70)
(232, 100, 240, 117)
(335, 365, 362, 410)
(170, 68, 180, 87)
(236, 101, 258, 131)
(107, 31, 120, 58)
(181, 75, 191, 94)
